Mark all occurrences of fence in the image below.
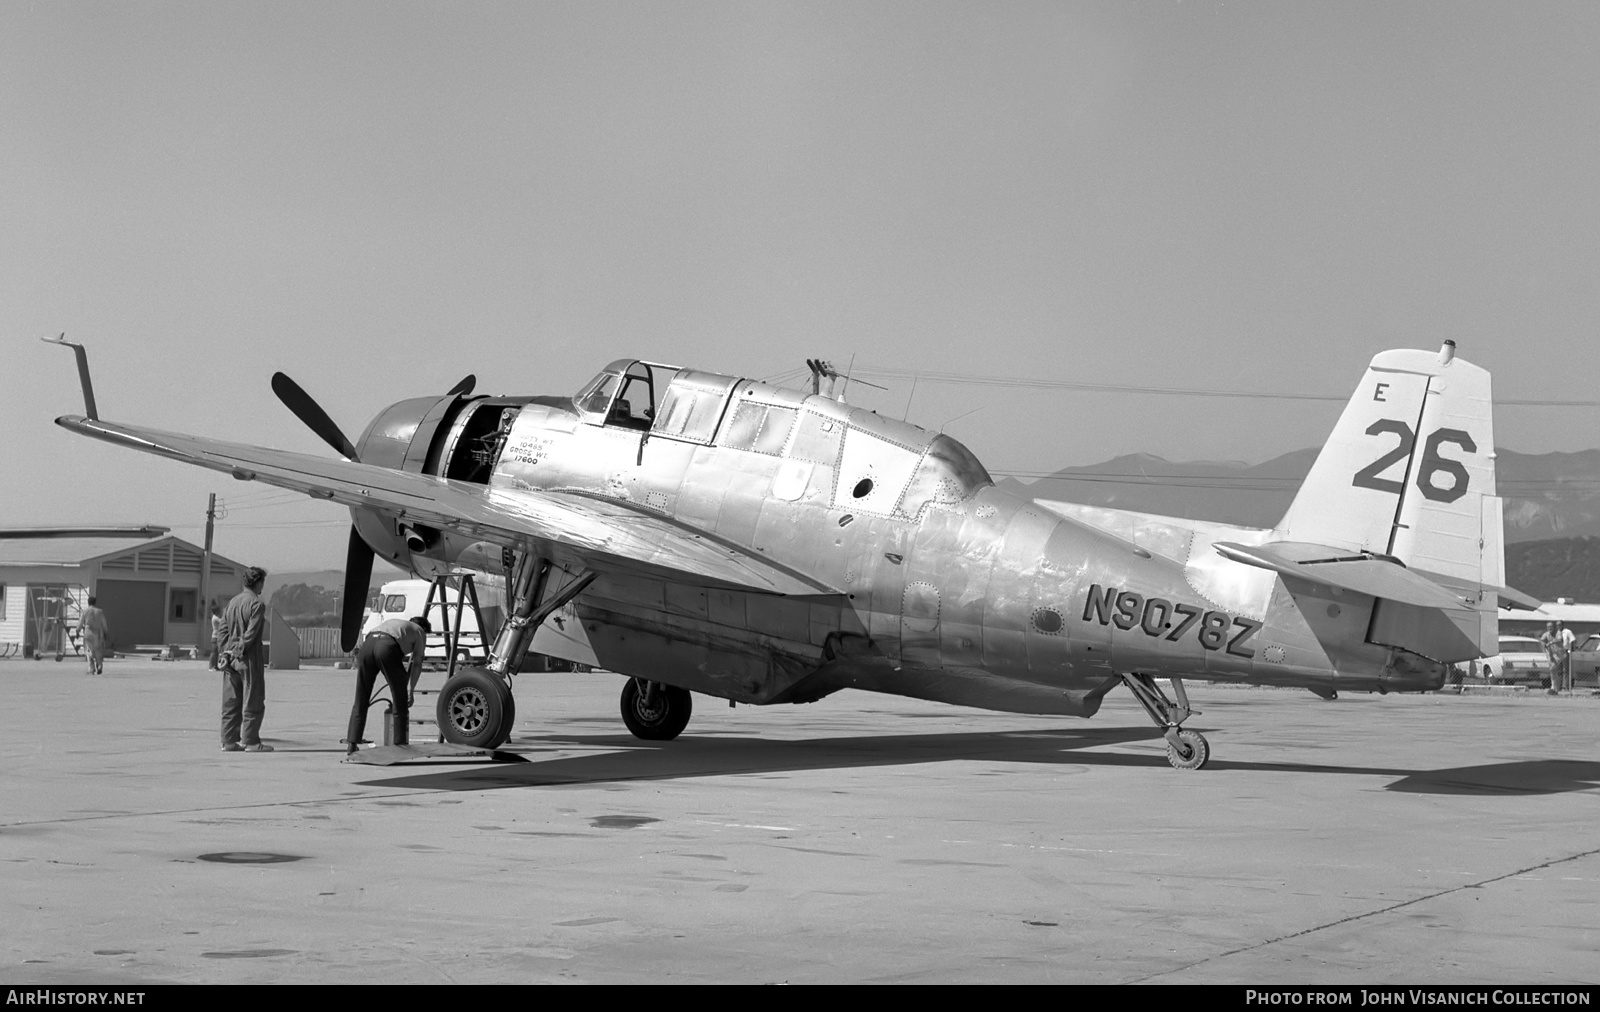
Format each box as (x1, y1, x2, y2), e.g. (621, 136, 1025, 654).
(292, 626, 347, 660)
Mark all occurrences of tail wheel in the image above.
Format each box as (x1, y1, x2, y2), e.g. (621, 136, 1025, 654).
(620, 678, 692, 741)
(437, 667, 515, 748)
(1166, 729, 1210, 771)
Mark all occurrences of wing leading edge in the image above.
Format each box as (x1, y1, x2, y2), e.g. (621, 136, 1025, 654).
(56, 415, 835, 597)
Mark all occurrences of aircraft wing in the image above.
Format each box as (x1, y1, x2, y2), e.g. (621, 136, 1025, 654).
(56, 415, 835, 596)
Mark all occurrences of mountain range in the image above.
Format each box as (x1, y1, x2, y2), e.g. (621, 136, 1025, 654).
(998, 447, 1600, 543)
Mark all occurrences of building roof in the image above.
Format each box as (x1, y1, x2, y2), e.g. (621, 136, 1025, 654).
(0, 536, 159, 567)
(1523, 602, 1600, 624)
(0, 534, 242, 573)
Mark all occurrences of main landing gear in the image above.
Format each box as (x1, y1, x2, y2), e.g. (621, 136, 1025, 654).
(437, 667, 516, 748)
(436, 554, 594, 749)
(620, 678, 693, 740)
(1121, 673, 1210, 771)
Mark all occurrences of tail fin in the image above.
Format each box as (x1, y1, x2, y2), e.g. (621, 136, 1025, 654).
(1274, 342, 1501, 662)
(1277, 342, 1497, 581)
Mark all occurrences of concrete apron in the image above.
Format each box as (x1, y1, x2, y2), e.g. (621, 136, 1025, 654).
(1, 658, 1596, 984)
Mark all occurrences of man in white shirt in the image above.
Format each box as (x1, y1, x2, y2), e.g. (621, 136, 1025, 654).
(1556, 621, 1577, 692)
(345, 615, 431, 754)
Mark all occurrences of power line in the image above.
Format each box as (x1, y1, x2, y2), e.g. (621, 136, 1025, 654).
(853, 365, 1600, 408)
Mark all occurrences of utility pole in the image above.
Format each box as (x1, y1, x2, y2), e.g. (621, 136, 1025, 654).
(198, 493, 217, 651)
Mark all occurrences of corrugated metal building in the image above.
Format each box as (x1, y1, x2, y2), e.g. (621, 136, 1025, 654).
(0, 536, 245, 657)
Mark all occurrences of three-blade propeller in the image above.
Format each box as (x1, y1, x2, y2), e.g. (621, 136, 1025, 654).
(270, 371, 474, 652)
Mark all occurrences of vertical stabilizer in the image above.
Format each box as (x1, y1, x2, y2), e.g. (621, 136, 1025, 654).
(1277, 342, 1501, 661)
(1278, 343, 1495, 566)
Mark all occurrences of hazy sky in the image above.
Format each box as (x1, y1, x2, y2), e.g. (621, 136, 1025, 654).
(4, 2, 1598, 569)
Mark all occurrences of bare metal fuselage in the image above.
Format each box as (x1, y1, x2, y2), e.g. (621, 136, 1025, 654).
(385, 377, 1436, 718)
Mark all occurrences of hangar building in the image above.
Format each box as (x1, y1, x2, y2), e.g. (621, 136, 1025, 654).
(1501, 599, 1600, 639)
(0, 535, 245, 657)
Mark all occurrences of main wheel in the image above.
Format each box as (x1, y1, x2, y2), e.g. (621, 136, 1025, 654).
(437, 668, 515, 748)
(1166, 729, 1209, 770)
(620, 678, 692, 741)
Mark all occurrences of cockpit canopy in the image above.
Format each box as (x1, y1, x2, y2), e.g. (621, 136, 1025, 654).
(570, 357, 992, 518)
(573, 360, 742, 445)
(573, 359, 673, 431)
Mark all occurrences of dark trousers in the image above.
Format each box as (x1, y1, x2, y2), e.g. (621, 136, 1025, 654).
(221, 658, 266, 746)
(347, 636, 410, 747)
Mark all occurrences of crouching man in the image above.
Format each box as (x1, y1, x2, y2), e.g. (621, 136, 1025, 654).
(345, 615, 431, 755)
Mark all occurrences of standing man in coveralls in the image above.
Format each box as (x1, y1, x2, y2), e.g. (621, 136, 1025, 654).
(79, 595, 110, 676)
(217, 566, 271, 752)
(345, 615, 431, 755)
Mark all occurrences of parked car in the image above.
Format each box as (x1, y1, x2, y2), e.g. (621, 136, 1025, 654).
(1571, 634, 1600, 688)
(1476, 635, 1551, 687)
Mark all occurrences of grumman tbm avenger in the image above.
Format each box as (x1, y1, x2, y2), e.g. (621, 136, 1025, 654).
(47, 336, 1532, 769)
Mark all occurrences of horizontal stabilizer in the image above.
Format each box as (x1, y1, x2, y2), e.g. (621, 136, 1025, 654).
(1213, 541, 1467, 609)
(1496, 586, 1543, 611)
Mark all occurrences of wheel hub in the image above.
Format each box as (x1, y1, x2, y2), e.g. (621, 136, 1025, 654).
(634, 697, 666, 724)
(449, 687, 489, 733)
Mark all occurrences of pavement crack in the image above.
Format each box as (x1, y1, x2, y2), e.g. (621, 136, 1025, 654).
(1126, 843, 1600, 983)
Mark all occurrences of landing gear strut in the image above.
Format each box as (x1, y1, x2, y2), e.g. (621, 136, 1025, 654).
(1121, 673, 1210, 771)
(435, 553, 594, 749)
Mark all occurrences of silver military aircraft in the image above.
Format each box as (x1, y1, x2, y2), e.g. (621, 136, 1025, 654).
(48, 336, 1530, 768)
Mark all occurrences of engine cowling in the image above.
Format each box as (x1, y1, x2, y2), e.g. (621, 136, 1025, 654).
(348, 391, 537, 568)
(351, 393, 467, 566)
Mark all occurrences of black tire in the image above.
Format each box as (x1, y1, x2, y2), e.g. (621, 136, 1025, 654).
(620, 678, 692, 741)
(1166, 729, 1209, 771)
(436, 667, 515, 749)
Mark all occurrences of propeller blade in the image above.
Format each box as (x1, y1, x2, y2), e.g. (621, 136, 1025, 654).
(341, 525, 376, 654)
(271, 372, 361, 461)
(447, 374, 476, 398)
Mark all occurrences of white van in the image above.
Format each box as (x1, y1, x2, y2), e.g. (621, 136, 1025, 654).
(361, 579, 492, 666)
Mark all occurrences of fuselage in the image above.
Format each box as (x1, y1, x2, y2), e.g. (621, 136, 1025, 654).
(355, 361, 1442, 716)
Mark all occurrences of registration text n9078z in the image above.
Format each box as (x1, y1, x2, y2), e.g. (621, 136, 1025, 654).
(1081, 584, 1261, 658)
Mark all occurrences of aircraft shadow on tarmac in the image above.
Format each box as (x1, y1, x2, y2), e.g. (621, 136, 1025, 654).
(354, 727, 1600, 797)
(1381, 759, 1600, 796)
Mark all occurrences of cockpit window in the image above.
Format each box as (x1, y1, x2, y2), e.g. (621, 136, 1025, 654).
(574, 374, 618, 416)
(606, 364, 658, 431)
(652, 370, 740, 444)
(573, 361, 680, 429)
(900, 434, 994, 517)
(718, 401, 798, 456)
